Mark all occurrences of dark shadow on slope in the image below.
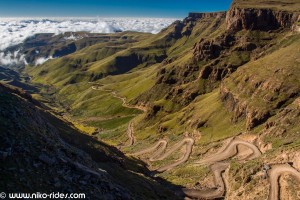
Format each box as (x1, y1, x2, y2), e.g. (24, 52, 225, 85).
(41, 109, 183, 199)
(0, 66, 20, 81)
(7, 80, 38, 93)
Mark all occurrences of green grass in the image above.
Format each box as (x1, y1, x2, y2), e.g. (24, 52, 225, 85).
(161, 165, 210, 186)
(87, 115, 134, 130)
(223, 34, 300, 129)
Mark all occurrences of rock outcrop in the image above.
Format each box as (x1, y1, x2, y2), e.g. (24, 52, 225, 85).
(226, 7, 299, 31)
(220, 83, 271, 130)
(188, 12, 226, 20)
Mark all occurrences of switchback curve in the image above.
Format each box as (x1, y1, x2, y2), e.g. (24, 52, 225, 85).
(268, 163, 300, 200)
(182, 162, 230, 199)
(195, 138, 261, 165)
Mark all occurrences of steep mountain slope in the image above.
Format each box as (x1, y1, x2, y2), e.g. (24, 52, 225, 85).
(26, 32, 161, 86)
(13, 0, 300, 199)
(3, 32, 150, 68)
(0, 83, 177, 199)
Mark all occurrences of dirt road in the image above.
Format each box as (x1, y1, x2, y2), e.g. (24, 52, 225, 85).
(268, 164, 300, 200)
(91, 85, 146, 112)
(132, 139, 168, 161)
(181, 137, 261, 199)
(156, 137, 194, 172)
(92, 85, 145, 148)
(125, 121, 135, 146)
(182, 162, 230, 199)
(195, 138, 261, 165)
(132, 137, 195, 173)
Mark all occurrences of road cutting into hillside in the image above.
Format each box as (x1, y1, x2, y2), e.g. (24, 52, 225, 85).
(91, 85, 146, 148)
(180, 138, 262, 199)
(132, 137, 195, 173)
(268, 164, 300, 200)
(120, 121, 135, 148)
(155, 137, 195, 172)
(195, 138, 262, 165)
(132, 139, 168, 161)
(92, 84, 265, 199)
(182, 162, 230, 199)
(111, 91, 147, 112)
(91, 85, 146, 112)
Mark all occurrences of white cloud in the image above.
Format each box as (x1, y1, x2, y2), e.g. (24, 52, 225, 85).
(0, 51, 27, 66)
(35, 56, 53, 66)
(0, 17, 177, 51)
(64, 33, 83, 41)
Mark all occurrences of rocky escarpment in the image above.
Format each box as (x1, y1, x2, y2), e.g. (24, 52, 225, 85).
(220, 71, 299, 130)
(220, 83, 271, 130)
(139, 3, 300, 131)
(160, 11, 226, 41)
(219, 36, 300, 130)
(226, 7, 299, 31)
(193, 34, 235, 62)
(192, 5, 299, 85)
(89, 51, 167, 82)
(188, 12, 226, 20)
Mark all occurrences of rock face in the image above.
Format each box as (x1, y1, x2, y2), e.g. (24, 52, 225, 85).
(193, 34, 234, 62)
(188, 12, 226, 20)
(220, 83, 271, 130)
(226, 7, 299, 31)
(193, 39, 223, 61)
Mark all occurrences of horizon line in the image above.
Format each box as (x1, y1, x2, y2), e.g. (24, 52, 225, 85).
(0, 10, 229, 19)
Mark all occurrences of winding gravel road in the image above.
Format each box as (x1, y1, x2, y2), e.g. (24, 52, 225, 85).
(92, 85, 144, 148)
(155, 137, 194, 172)
(181, 137, 262, 199)
(132, 139, 168, 161)
(195, 138, 262, 165)
(268, 164, 300, 200)
(132, 137, 195, 173)
(92, 84, 285, 199)
(91, 85, 146, 112)
(182, 162, 230, 199)
(126, 121, 135, 146)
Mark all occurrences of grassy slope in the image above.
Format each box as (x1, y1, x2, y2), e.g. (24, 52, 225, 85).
(224, 34, 300, 142)
(27, 32, 153, 86)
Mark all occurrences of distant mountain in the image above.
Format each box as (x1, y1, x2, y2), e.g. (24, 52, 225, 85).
(2, 32, 151, 67)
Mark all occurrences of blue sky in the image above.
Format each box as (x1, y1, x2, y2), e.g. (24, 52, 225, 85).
(0, 0, 232, 18)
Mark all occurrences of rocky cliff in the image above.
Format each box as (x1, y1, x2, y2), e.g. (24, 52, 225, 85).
(226, 7, 299, 31)
(188, 12, 226, 20)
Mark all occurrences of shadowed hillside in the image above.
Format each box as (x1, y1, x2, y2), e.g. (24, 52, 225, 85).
(0, 83, 178, 199)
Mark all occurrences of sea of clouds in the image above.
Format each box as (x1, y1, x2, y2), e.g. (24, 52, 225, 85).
(0, 17, 177, 66)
